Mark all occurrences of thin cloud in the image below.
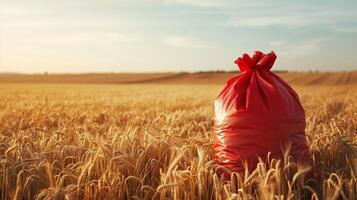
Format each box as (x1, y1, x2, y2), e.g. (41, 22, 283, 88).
(158, 0, 269, 8)
(159, 1, 357, 29)
(333, 26, 357, 33)
(226, 16, 323, 28)
(226, 14, 353, 28)
(2, 18, 130, 29)
(163, 36, 207, 48)
(160, 0, 223, 7)
(220, 1, 357, 28)
(0, 4, 28, 15)
(7, 32, 140, 44)
(269, 39, 326, 56)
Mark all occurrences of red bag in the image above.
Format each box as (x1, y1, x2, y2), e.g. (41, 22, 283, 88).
(214, 51, 310, 173)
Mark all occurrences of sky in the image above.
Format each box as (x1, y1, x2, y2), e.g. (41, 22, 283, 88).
(1, 0, 357, 73)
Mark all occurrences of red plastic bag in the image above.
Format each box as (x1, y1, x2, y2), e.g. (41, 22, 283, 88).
(214, 51, 310, 173)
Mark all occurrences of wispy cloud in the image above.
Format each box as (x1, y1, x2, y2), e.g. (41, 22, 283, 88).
(163, 36, 207, 48)
(159, 0, 223, 7)
(269, 38, 326, 56)
(226, 9, 356, 28)
(199, 1, 357, 29)
(7, 32, 140, 44)
(159, 0, 357, 30)
(333, 26, 357, 33)
(2, 18, 129, 29)
(226, 15, 323, 28)
(0, 4, 28, 15)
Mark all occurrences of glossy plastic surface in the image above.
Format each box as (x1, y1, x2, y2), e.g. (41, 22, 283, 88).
(214, 51, 310, 172)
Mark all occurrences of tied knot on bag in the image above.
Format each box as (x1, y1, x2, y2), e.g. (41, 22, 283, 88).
(234, 51, 277, 72)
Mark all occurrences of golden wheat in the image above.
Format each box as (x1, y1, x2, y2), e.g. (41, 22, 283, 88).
(0, 84, 356, 200)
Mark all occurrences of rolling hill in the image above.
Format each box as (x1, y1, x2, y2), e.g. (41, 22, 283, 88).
(0, 71, 356, 85)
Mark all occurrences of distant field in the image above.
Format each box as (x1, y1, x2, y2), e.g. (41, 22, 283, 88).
(0, 71, 356, 85)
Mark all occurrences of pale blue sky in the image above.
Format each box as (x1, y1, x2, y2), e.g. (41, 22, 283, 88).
(1, 0, 357, 73)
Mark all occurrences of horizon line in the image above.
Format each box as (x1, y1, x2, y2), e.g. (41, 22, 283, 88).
(1, 69, 356, 75)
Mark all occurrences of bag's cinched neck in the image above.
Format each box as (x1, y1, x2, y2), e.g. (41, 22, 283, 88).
(234, 51, 277, 72)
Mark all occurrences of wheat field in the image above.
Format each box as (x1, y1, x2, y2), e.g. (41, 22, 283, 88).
(0, 83, 356, 200)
